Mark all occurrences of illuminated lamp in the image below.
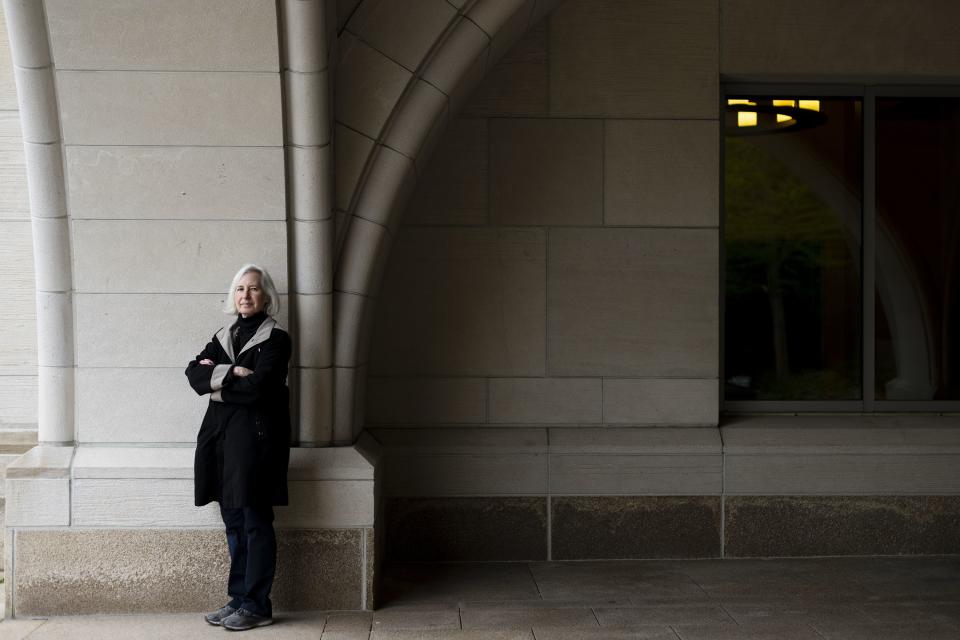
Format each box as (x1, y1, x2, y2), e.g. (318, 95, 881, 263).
(725, 98, 827, 136)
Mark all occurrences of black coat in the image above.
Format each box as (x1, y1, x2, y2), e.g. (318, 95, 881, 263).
(186, 316, 291, 508)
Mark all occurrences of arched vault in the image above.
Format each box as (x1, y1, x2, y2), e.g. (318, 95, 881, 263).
(326, 0, 565, 444)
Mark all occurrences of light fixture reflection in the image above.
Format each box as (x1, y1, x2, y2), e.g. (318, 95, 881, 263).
(773, 99, 795, 123)
(725, 97, 827, 136)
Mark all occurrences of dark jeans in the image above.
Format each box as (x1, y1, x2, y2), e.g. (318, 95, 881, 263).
(220, 505, 276, 618)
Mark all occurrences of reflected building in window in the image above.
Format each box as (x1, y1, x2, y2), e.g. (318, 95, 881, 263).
(725, 93, 960, 406)
(724, 96, 862, 402)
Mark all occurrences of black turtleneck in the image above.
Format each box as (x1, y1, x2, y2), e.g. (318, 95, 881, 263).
(233, 311, 268, 354)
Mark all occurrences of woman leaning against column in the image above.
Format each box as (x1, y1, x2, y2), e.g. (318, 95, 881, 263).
(185, 263, 291, 631)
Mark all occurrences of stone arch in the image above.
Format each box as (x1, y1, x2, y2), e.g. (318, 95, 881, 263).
(330, 0, 564, 443)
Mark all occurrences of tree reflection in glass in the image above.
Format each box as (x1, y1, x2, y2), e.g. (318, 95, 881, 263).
(724, 97, 862, 401)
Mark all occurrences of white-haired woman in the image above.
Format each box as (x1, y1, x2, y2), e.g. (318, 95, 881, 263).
(186, 264, 291, 631)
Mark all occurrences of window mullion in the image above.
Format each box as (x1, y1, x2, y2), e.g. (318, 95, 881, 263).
(862, 88, 877, 411)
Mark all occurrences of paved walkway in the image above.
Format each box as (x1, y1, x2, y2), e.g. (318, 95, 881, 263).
(2, 557, 959, 639)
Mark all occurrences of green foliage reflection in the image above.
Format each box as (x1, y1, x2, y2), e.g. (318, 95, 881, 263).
(725, 137, 858, 400)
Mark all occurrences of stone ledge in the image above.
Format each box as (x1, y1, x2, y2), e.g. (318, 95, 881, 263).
(5, 438, 381, 528)
(550, 454, 722, 496)
(375, 427, 722, 497)
(370, 427, 548, 454)
(550, 426, 721, 497)
(723, 415, 960, 495)
(383, 453, 548, 497)
(12, 444, 381, 481)
(372, 420, 960, 497)
(724, 453, 960, 495)
(71, 446, 192, 479)
(5, 446, 73, 479)
(69, 432, 380, 480)
(66, 478, 375, 529)
(371, 426, 721, 454)
(722, 414, 960, 454)
(550, 426, 720, 454)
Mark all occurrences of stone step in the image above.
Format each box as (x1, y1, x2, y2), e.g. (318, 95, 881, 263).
(0, 428, 38, 500)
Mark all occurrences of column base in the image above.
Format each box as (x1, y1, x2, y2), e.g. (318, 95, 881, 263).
(4, 435, 381, 617)
(12, 527, 373, 615)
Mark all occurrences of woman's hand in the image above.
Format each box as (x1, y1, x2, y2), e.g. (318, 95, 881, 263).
(233, 366, 254, 378)
(199, 359, 214, 366)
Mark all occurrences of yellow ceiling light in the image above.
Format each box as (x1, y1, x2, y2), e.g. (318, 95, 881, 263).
(726, 96, 827, 136)
(773, 99, 796, 123)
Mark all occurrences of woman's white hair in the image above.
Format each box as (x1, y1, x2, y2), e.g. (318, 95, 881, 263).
(223, 263, 281, 316)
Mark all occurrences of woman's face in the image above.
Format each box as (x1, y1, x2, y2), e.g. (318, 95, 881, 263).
(235, 271, 266, 318)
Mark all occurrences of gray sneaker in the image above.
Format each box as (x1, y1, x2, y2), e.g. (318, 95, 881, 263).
(222, 608, 274, 631)
(204, 605, 236, 626)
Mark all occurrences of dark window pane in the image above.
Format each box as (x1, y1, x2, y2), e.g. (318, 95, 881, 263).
(724, 97, 862, 401)
(876, 98, 960, 401)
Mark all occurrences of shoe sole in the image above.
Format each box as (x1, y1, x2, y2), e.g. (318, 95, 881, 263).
(223, 618, 274, 631)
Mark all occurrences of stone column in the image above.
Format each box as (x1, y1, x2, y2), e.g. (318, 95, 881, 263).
(3, 0, 74, 444)
(283, 0, 335, 446)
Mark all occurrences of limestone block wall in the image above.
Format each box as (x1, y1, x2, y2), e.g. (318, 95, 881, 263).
(367, 0, 960, 561)
(370, 0, 721, 434)
(41, 0, 288, 445)
(368, 0, 722, 560)
(370, 4, 719, 429)
(721, 0, 960, 79)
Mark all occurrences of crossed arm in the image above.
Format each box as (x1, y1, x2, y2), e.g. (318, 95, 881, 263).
(199, 358, 253, 378)
(185, 331, 291, 404)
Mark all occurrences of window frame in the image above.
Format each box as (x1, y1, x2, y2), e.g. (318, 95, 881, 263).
(721, 83, 960, 414)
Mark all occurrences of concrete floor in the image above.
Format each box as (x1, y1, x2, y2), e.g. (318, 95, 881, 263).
(1, 557, 959, 639)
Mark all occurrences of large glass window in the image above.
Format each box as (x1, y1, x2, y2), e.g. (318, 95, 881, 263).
(724, 89, 960, 410)
(725, 96, 862, 402)
(876, 97, 960, 401)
